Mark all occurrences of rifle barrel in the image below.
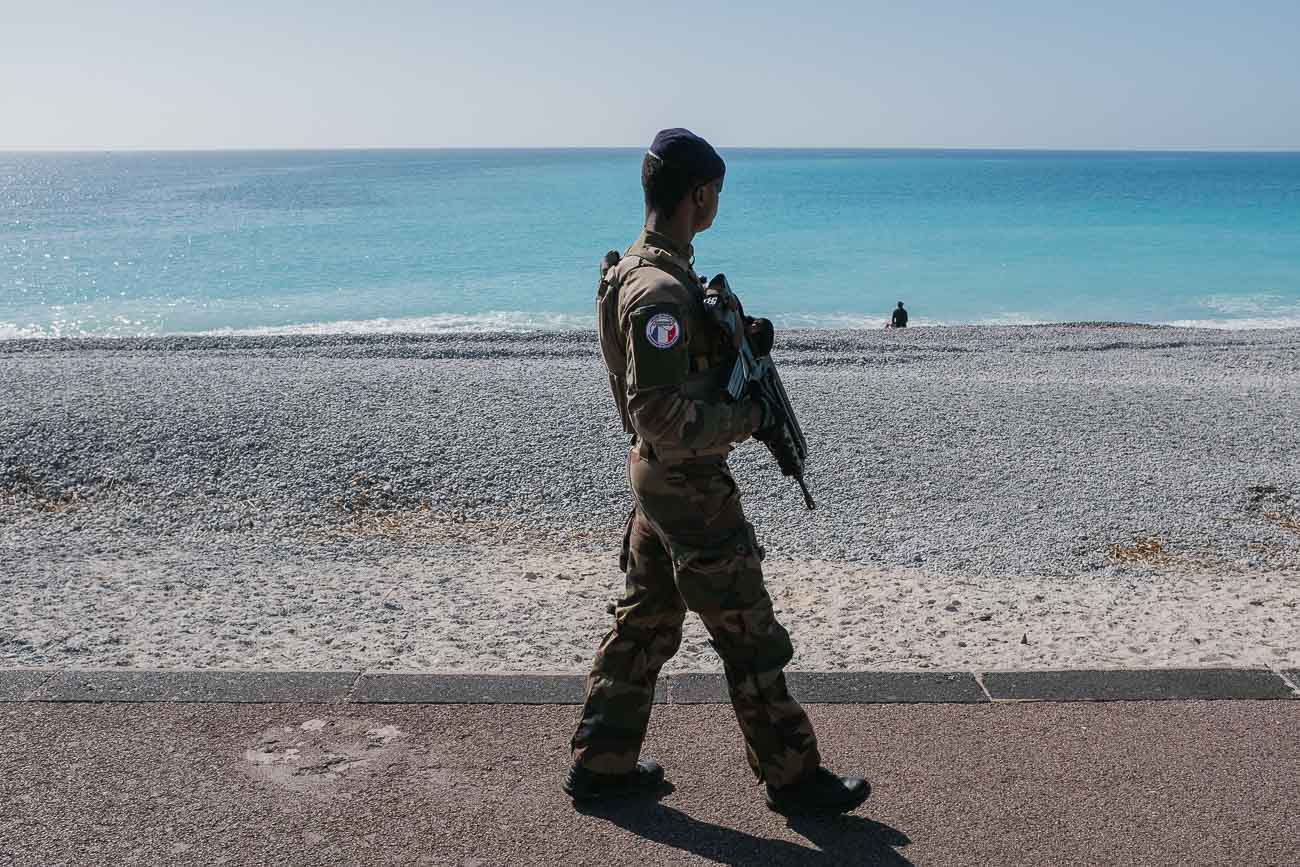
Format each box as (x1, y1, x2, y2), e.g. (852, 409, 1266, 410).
(796, 475, 816, 510)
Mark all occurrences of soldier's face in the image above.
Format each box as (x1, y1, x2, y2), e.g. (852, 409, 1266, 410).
(693, 180, 721, 232)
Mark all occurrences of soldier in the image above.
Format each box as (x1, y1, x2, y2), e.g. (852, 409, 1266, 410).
(565, 128, 870, 814)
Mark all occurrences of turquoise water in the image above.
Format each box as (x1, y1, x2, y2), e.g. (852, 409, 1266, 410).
(3, 149, 1300, 337)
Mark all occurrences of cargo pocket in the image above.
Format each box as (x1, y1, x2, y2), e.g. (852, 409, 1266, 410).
(671, 524, 757, 612)
(672, 543, 740, 577)
(617, 508, 636, 573)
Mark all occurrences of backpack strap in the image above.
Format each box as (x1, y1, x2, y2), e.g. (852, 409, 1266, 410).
(596, 250, 635, 433)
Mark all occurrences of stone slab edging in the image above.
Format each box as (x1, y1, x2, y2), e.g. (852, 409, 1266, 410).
(2, 667, 1298, 705)
(2, 669, 363, 704)
(981, 668, 1296, 702)
(668, 672, 988, 704)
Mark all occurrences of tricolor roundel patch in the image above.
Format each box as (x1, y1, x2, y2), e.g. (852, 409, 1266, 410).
(644, 313, 681, 349)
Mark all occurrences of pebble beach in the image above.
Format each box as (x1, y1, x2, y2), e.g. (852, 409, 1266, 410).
(2, 324, 1298, 673)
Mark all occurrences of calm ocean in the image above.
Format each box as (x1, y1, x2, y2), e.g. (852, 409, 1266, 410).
(3, 149, 1299, 338)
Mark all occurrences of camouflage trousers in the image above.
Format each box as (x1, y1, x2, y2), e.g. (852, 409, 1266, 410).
(570, 449, 821, 788)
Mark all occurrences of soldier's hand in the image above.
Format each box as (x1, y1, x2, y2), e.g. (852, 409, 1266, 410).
(751, 388, 784, 439)
(745, 317, 774, 356)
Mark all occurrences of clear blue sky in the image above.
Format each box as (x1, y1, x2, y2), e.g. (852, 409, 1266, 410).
(3, 1, 1298, 149)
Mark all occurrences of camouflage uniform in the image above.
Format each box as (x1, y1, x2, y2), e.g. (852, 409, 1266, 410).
(571, 229, 821, 788)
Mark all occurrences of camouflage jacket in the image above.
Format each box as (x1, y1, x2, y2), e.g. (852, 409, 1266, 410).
(599, 229, 758, 458)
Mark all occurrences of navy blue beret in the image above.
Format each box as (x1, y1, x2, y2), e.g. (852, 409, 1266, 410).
(647, 128, 725, 182)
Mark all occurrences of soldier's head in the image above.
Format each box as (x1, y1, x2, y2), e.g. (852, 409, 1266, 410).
(642, 128, 725, 233)
(898, 301, 905, 309)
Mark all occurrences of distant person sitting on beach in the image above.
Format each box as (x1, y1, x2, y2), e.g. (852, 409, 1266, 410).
(890, 301, 908, 328)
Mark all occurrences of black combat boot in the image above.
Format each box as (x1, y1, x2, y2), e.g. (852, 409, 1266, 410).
(563, 758, 665, 802)
(765, 767, 871, 815)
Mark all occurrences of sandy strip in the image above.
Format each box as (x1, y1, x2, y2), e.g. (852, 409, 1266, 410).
(4, 539, 1296, 673)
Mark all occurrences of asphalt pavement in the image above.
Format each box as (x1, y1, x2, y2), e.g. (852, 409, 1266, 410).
(3, 697, 1298, 866)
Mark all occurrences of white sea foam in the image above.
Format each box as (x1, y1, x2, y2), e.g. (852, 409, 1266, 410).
(0, 319, 157, 340)
(197, 310, 1041, 335)
(1197, 293, 1300, 316)
(771, 312, 1055, 329)
(189, 311, 593, 336)
(1166, 293, 1300, 329)
(965, 312, 1056, 327)
(6, 308, 1299, 339)
(0, 323, 42, 340)
(1161, 317, 1300, 330)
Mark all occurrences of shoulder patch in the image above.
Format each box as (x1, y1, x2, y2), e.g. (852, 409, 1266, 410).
(644, 313, 681, 349)
(627, 303, 689, 391)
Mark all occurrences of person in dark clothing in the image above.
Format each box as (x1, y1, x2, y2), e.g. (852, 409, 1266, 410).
(890, 302, 908, 328)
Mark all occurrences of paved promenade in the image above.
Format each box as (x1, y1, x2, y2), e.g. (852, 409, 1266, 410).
(3, 669, 1298, 866)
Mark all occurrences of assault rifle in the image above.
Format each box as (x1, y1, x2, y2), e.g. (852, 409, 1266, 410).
(702, 274, 815, 510)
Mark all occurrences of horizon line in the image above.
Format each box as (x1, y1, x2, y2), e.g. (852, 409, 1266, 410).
(4, 145, 1300, 155)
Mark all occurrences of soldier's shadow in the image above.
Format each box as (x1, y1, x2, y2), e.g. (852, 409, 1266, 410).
(577, 785, 914, 866)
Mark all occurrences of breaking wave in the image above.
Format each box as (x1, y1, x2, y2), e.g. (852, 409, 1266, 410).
(6, 308, 1300, 339)
(189, 311, 593, 336)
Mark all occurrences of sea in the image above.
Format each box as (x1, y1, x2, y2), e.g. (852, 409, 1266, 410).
(3, 149, 1299, 338)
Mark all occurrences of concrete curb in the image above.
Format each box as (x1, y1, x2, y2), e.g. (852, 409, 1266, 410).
(668, 671, 988, 704)
(2, 667, 1298, 705)
(982, 668, 1296, 702)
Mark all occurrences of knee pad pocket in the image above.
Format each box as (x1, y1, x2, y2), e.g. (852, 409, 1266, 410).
(708, 620, 794, 678)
